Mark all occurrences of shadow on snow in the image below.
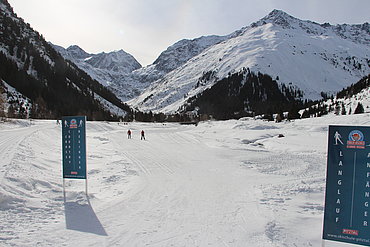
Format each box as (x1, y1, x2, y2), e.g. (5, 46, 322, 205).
(64, 199, 108, 236)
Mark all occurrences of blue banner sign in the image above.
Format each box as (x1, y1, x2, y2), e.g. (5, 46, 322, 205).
(62, 116, 87, 179)
(323, 125, 370, 246)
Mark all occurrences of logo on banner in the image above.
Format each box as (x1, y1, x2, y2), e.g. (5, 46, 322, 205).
(343, 229, 359, 236)
(70, 119, 78, 129)
(347, 130, 365, 149)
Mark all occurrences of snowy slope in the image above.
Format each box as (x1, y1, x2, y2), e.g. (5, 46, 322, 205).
(0, 79, 32, 118)
(53, 45, 141, 83)
(129, 10, 370, 113)
(53, 44, 145, 102)
(54, 35, 229, 102)
(1, 114, 370, 246)
(53, 45, 142, 77)
(152, 35, 230, 73)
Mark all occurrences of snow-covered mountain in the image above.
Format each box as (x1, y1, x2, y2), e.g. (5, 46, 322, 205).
(54, 35, 231, 102)
(152, 35, 230, 73)
(53, 44, 145, 101)
(129, 10, 370, 113)
(53, 45, 142, 79)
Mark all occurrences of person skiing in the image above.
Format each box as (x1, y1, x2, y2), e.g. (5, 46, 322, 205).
(140, 130, 145, 140)
(127, 129, 132, 139)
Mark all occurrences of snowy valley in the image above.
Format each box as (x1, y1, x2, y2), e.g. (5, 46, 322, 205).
(1, 1, 369, 120)
(1, 113, 369, 246)
(1, 1, 370, 246)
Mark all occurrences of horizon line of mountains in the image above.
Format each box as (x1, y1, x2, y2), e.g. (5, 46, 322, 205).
(0, 0, 369, 121)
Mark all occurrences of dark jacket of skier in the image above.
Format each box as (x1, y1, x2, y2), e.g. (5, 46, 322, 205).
(141, 130, 145, 140)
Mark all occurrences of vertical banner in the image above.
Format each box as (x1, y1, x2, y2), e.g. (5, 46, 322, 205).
(323, 125, 370, 246)
(62, 116, 87, 179)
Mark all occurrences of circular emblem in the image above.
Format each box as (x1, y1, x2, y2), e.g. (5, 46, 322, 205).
(348, 130, 364, 142)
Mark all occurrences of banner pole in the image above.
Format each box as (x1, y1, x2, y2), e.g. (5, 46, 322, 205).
(85, 178, 88, 197)
(63, 178, 66, 203)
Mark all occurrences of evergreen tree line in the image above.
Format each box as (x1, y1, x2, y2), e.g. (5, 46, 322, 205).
(300, 74, 369, 118)
(336, 74, 370, 99)
(130, 110, 194, 123)
(184, 69, 308, 120)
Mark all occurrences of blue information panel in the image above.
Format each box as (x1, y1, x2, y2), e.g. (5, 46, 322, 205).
(62, 116, 87, 179)
(323, 125, 370, 246)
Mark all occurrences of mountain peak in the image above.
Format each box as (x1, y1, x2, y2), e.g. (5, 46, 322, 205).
(267, 9, 293, 18)
(259, 9, 298, 28)
(66, 45, 90, 59)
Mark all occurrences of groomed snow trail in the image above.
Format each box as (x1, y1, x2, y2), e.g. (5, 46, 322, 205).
(2, 115, 369, 246)
(101, 124, 275, 247)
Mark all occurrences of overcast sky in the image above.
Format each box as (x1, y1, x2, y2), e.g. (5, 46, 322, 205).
(7, 0, 370, 66)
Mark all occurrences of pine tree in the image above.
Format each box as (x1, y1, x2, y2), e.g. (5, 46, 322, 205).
(7, 104, 16, 118)
(341, 103, 347, 115)
(287, 104, 301, 120)
(354, 102, 364, 114)
(301, 109, 310, 119)
(275, 113, 284, 122)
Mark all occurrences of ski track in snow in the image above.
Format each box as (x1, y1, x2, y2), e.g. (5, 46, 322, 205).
(1, 115, 369, 246)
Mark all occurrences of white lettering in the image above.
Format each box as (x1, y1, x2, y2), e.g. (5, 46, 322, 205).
(337, 199, 341, 204)
(339, 151, 343, 157)
(367, 181, 370, 188)
(367, 172, 370, 178)
(338, 170, 343, 176)
(338, 189, 341, 195)
(365, 202, 369, 207)
(365, 211, 368, 217)
(339, 161, 343, 166)
(366, 192, 370, 198)
(336, 208, 340, 213)
(336, 217, 340, 223)
(338, 180, 342, 185)
(364, 221, 368, 227)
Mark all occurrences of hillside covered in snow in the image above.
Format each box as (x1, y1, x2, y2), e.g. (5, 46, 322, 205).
(129, 10, 369, 114)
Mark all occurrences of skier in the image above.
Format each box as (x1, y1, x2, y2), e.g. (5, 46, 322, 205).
(127, 129, 132, 139)
(334, 131, 343, 145)
(140, 130, 145, 140)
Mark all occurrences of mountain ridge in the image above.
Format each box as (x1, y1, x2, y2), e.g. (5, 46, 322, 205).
(1, 3, 369, 120)
(127, 9, 369, 114)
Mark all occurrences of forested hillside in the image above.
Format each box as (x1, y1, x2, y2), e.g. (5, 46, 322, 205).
(0, 0, 131, 120)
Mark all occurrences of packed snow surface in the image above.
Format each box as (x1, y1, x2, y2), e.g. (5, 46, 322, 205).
(1, 114, 370, 246)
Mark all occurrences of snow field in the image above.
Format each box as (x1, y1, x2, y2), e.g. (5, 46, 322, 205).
(1, 114, 370, 246)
